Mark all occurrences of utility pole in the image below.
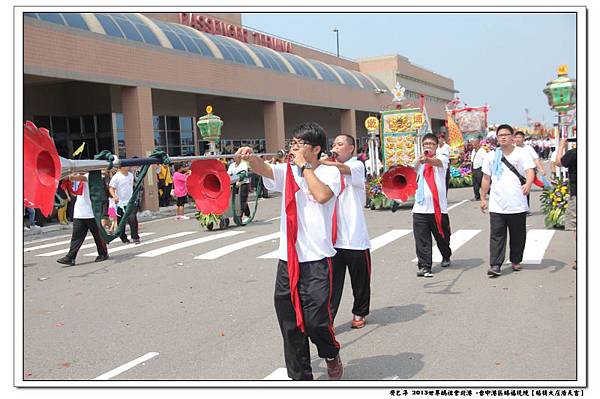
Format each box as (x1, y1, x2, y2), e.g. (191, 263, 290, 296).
(332, 27, 339, 57)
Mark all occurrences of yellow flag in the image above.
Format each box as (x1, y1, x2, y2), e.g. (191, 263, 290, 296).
(72, 142, 85, 157)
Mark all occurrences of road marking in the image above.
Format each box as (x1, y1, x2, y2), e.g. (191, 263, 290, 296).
(137, 230, 245, 257)
(195, 232, 279, 260)
(257, 229, 413, 259)
(447, 199, 469, 211)
(371, 229, 412, 252)
(507, 229, 556, 264)
(35, 233, 155, 257)
(263, 368, 291, 380)
(24, 233, 72, 246)
(265, 216, 281, 222)
(412, 229, 481, 262)
(26, 236, 97, 252)
(93, 352, 159, 380)
(83, 231, 196, 256)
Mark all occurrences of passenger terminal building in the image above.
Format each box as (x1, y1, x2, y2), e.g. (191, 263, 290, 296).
(24, 12, 458, 210)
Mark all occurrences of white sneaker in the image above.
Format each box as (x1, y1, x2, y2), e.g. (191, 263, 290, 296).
(181, 215, 190, 220)
(31, 225, 41, 229)
(175, 215, 182, 220)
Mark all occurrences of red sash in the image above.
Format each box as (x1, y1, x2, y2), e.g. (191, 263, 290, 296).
(285, 161, 303, 332)
(423, 163, 445, 238)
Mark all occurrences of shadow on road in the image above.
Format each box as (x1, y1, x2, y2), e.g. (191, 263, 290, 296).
(423, 257, 484, 295)
(518, 258, 567, 273)
(335, 303, 426, 336)
(312, 352, 425, 380)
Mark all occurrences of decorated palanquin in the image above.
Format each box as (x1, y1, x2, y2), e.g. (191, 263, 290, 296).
(380, 108, 425, 171)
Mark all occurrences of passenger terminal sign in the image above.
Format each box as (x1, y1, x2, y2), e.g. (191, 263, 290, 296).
(179, 13, 293, 53)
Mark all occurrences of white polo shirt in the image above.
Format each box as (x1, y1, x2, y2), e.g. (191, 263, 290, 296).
(522, 144, 539, 160)
(471, 147, 487, 169)
(412, 154, 449, 214)
(437, 143, 450, 159)
(73, 174, 94, 219)
(334, 158, 371, 250)
(482, 146, 535, 214)
(263, 162, 341, 262)
(109, 171, 134, 206)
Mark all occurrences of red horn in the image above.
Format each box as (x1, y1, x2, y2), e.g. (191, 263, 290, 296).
(23, 121, 61, 216)
(187, 159, 231, 215)
(381, 165, 418, 203)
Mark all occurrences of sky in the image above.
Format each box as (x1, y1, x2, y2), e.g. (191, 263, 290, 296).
(243, 12, 577, 127)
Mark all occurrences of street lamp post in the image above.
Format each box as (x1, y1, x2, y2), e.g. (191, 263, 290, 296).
(332, 27, 339, 57)
(543, 65, 576, 179)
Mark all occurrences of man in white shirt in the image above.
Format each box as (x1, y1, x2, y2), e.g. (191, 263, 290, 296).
(227, 155, 251, 218)
(481, 124, 535, 277)
(236, 122, 343, 380)
(514, 131, 548, 213)
(321, 134, 371, 329)
(412, 133, 451, 277)
(109, 166, 140, 244)
(437, 131, 451, 195)
(469, 137, 487, 201)
(57, 173, 108, 266)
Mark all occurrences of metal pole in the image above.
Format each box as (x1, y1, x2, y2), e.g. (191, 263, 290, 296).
(333, 28, 339, 57)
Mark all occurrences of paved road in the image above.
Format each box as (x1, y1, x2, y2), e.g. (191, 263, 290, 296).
(22, 185, 577, 381)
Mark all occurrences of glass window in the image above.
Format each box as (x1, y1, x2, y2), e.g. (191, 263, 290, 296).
(38, 13, 65, 25)
(96, 114, 112, 132)
(280, 53, 318, 79)
(113, 17, 144, 43)
(33, 115, 51, 130)
(162, 30, 186, 51)
(135, 24, 161, 46)
(306, 60, 340, 83)
(168, 146, 181, 156)
(95, 14, 124, 39)
(51, 116, 67, 133)
(179, 116, 193, 131)
(82, 115, 95, 133)
(68, 117, 81, 134)
(153, 131, 166, 147)
(62, 13, 89, 31)
(181, 146, 195, 156)
(167, 131, 181, 147)
(115, 113, 124, 130)
(181, 130, 194, 146)
(117, 131, 126, 146)
(330, 65, 361, 88)
(153, 115, 165, 130)
(98, 136, 114, 152)
(166, 116, 179, 131)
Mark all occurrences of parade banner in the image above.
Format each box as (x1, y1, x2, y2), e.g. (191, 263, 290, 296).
(450, 106, 489, 141)
(381, 108, 424, 172)
(446, 111, 464, 160)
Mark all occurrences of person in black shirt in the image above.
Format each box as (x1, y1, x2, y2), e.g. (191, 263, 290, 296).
(556, 137, 577, 269)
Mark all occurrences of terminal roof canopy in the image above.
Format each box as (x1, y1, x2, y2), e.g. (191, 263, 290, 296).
(24, 12, 389, 92)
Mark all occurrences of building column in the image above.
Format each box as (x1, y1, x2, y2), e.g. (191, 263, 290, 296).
(263, 101, 285, 153)
(121, 86, 158, 212)
(340, 109, 357, 141)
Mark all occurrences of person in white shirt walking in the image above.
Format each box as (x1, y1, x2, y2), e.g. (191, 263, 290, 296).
(480, 124, 535, 277)
(227, 154, 251, 218)
(469, 137, 487, 201)
(413, 133, 451, 278)
(109, 166, 140, 244)
(236, 122, 343, 380)
(56, 173, 108, 266)
(514, 131, 548, 213)
(321, 134, 371, 329)
(437, 131, 451, 195)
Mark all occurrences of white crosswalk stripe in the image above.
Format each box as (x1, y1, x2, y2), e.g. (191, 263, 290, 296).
(25, 236, 96, 252)
(35, 232, 155, 257)
(412, 229, 481, 263)
(136, 230, 245, 257)
(195, 232, 279, 260)
(263, 368, 291, 380)
(83, 231, 196, 256)
(257, 229, 412, 259)
(507, 229, 556, 264)
(370, 229, 412, 252)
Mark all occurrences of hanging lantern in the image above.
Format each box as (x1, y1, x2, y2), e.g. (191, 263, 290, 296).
(196, 105, 224, 143)
(543, 65, 577, 113)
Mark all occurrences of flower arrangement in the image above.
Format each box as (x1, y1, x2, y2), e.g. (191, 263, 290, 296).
(367, 176, 394, 209)
(539, 178, 570, 228)
(449, 164, 473, 188)
(195, 211, 224, 230)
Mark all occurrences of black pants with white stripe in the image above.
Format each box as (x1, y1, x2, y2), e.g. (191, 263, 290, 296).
(413, 213, 452, 268)
(274, 258, 340, 380)
(65, 218, 108, 261)
(472, 168, 483, 200)
(330, 248, 371, 321)
(489, 212, 527, 266)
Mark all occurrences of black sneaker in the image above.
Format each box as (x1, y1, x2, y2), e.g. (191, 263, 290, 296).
(56, 256, 75, 266)
(441, 258, 451, 268)
(121, 238, 131, 244)
(487, 265, 501, 277)
(95, 254, 109, 262)
(417, 267, 433, 277)
(132, 238, 141, 244)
